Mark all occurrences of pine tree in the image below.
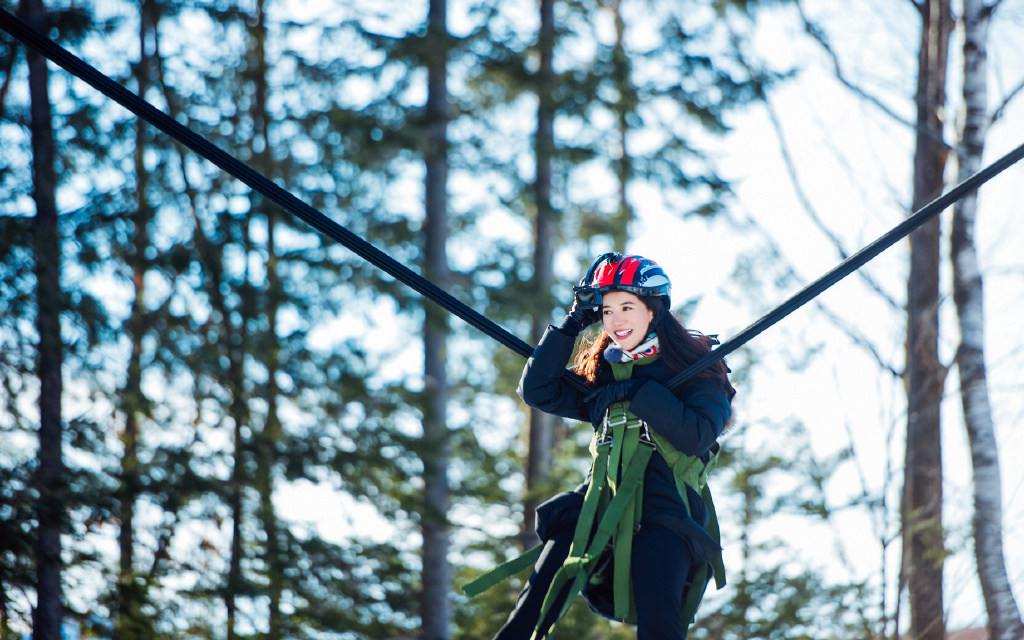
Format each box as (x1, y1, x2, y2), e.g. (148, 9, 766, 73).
(22, 0, 64, 637)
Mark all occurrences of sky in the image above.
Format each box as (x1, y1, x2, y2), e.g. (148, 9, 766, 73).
(625, 0, 1024, 631)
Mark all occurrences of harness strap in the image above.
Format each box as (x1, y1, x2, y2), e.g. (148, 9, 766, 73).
(460, 543, 544, 598)
(650, 435, 726, 591)
(702, 481, 726, 590)
(569, 439, 611, 561)
(534, 435, 654, 638)
(460, 404, 724, 639)
(608, 410, 642, 621)
(459, 434, 616, 602)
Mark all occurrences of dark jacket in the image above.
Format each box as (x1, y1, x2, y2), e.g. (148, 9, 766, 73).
(517, 324, 732, 561)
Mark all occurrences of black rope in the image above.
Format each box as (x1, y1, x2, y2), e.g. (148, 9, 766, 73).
(4, 8, 1023, 397)
(0, 9, 543, 357)
(0, 8, 598, 389)
(665, 139, 1024, 390)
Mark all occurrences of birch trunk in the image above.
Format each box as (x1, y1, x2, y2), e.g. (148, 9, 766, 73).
(952, 2, 1024, 639)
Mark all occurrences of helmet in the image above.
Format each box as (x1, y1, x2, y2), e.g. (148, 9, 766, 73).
(573, 252, 672, 308)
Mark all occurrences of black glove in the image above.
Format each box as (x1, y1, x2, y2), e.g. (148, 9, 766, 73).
(585, 379, 645, 426)
(559, 293, 601, 336)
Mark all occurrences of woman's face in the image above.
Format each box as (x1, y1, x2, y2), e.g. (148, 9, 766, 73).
(601, 290, 654, 351)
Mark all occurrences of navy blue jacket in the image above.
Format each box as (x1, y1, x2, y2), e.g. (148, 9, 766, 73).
(517, 324, 732, 561)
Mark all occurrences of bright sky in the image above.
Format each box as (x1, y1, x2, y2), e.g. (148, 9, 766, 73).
(627, 0, 1024, 631)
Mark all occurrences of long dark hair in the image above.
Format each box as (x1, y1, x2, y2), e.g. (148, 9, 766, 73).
(574, 296, 735, 400)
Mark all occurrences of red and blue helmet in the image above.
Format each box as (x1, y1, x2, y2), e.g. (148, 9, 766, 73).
(574, 252, 672, 309)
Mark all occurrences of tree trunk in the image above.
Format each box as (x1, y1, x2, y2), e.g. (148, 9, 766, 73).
(248, 3, 285, 637)
(952, 2, 1024, 639)
(902, 2, 951, 640)
(421, 0, 451, 637)
(115, 4, 154, 637)
(22, 0, 64, 637)
(147, 18, 246, 635)
(610, 0, 635, 244)
(224, 211, 252, 640)
(522, 0, 558, 552)
(226, 394, 244, 640)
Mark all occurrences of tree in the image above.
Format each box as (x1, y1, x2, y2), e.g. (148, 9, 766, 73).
(3, 5, 132, 638)
(6, 0, 426, 636)
(951, 1, 1024, 639)
(903, 2, 953, 640)
(751, 0, 1024, 635)
(25, 2, 1024, 638)
(0, 15, 38, 635)
(110, 3, 160, 638)
(520, 0, 559, 552)
(421, 0, 454, 637)
(21, 0, 64, 638)
(0, 461, 35, 640)
(66, 4, 419, 636)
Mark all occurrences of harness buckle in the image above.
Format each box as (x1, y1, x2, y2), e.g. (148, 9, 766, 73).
(638, 421, 657, 450)
(607, 407, 629, 428)
(598, 410, 613, 445)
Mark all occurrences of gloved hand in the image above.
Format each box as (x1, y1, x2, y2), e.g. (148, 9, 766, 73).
(585, 379, 645, 426)
(559, 293, 601, 336)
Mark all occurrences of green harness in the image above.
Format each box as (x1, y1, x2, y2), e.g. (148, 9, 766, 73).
(462, 362, 725, 639)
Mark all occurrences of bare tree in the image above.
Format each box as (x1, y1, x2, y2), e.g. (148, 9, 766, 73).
(902, 2, 953, 640)
(952, 2, 1024, 639)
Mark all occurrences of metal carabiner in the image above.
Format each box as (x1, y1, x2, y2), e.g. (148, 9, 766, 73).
(638, 421, 657, 450)
(598, 409, 613, 445)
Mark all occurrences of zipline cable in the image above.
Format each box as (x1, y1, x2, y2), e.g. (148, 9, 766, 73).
(665, 138, 1024, 390)
(0, 8, 547, 365)
(4, 9, 1023, 396)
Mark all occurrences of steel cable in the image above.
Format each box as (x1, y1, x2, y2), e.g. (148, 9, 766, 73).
(4, 8, 1022, 396)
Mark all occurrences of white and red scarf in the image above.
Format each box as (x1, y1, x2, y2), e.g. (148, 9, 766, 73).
(604, 333, 660, 363)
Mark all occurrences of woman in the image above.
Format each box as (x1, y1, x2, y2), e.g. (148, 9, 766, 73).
(486, 252, 735, 640)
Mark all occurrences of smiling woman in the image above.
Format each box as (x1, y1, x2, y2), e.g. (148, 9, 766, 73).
(463, 252, 736, 640)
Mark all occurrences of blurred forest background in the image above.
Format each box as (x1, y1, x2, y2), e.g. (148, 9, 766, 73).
(2, 0, 1024, 639)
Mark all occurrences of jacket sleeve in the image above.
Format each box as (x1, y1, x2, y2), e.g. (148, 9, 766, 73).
(517, 325, 590, 423)
(628, 378, 731, 457)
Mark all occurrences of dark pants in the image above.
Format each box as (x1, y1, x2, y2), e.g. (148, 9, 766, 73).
(493, 521, 693, 640)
